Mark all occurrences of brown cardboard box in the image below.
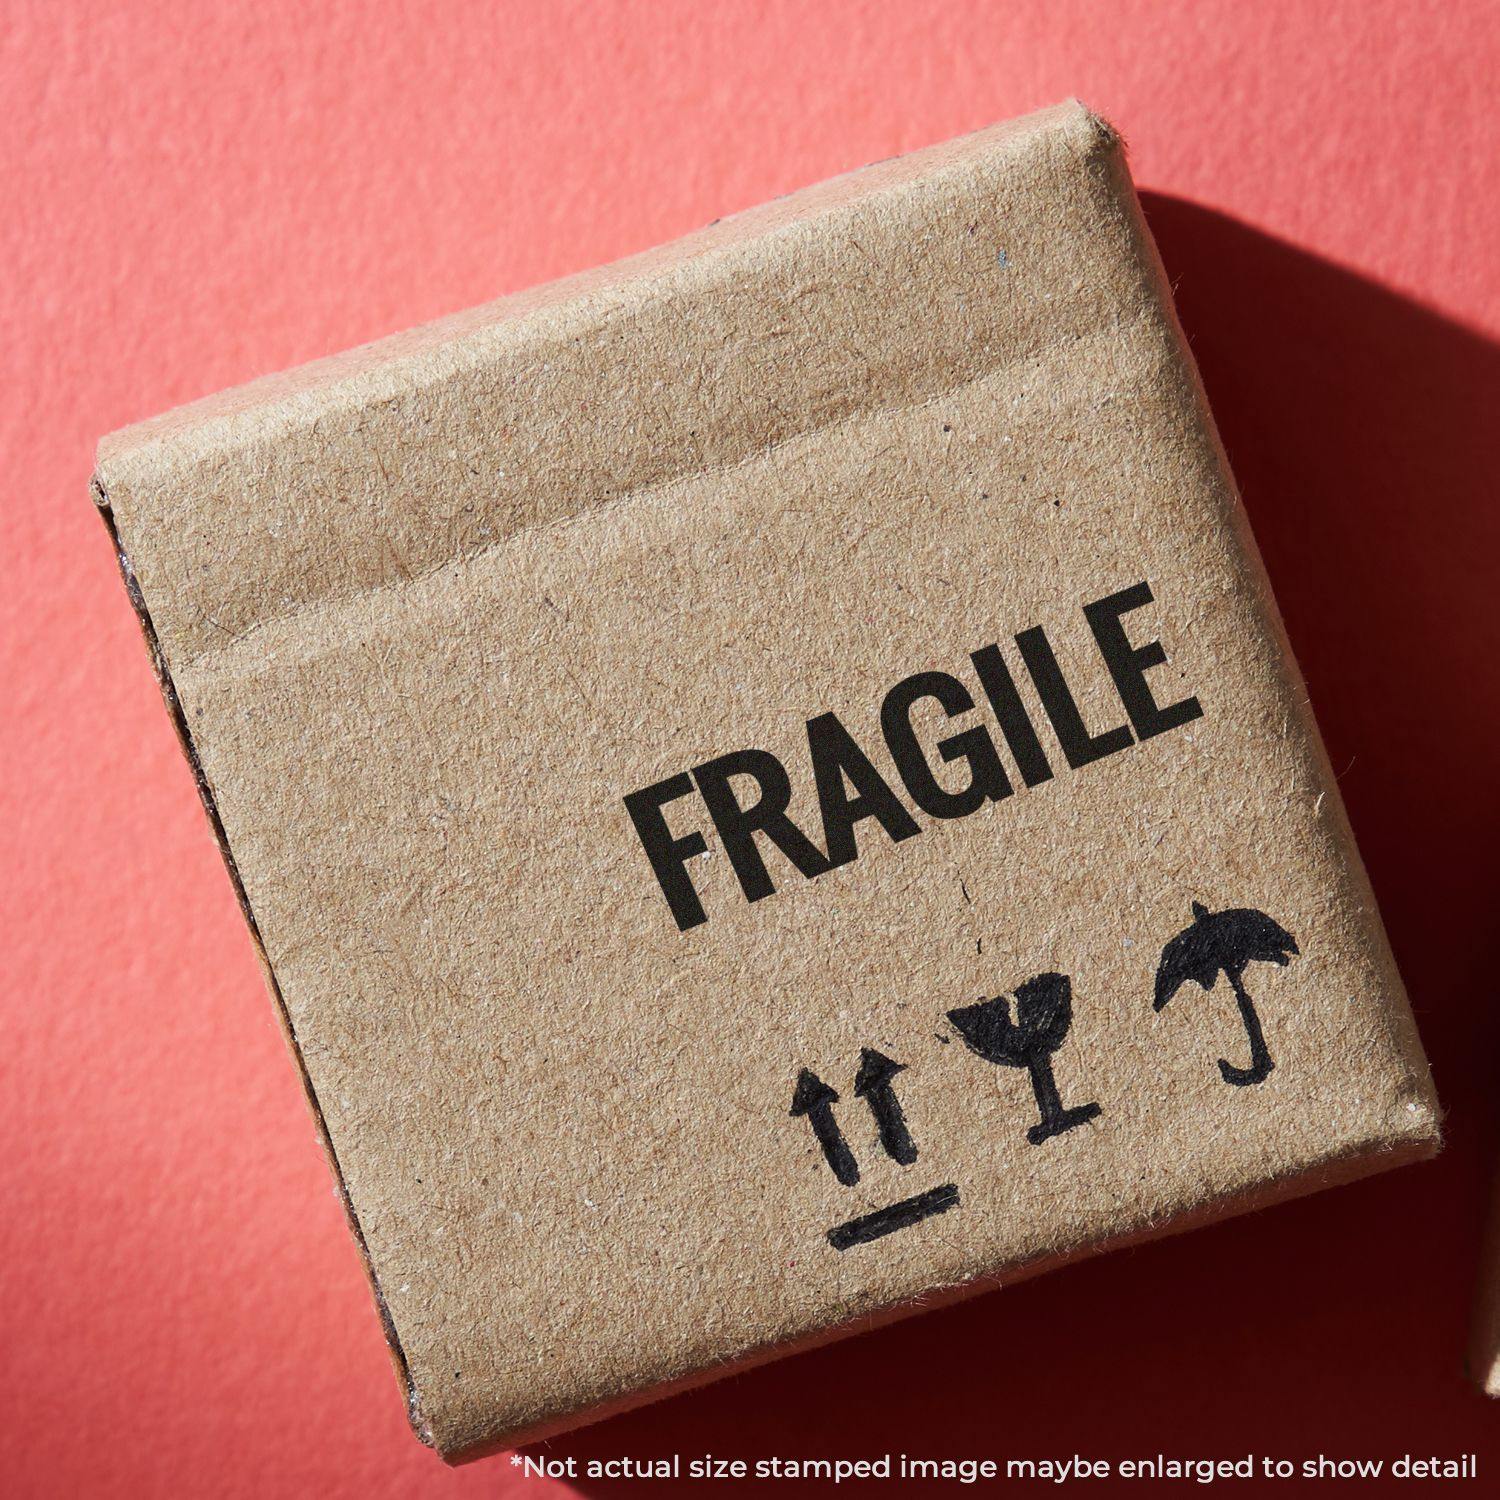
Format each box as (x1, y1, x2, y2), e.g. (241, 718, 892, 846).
(94, 101, 1438, 1460)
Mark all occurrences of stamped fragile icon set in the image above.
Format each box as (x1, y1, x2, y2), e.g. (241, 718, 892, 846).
(794, 900, 1301, 1251)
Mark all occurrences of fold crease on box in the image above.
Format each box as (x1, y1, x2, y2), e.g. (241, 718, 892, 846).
(94, 101, 1439, 1461)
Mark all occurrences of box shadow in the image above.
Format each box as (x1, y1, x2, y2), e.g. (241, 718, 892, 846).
(523, 194, 1500, 1492)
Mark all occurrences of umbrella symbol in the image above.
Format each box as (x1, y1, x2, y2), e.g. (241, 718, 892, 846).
(1154, 900, 1299, 1086)
(947, 972, 1102, 1145)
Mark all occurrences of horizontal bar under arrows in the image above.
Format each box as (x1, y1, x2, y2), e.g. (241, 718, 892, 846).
(825, 1183, 960, 1251)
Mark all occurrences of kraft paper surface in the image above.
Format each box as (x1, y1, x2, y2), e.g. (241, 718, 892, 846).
(94, 101, 1439, 1460)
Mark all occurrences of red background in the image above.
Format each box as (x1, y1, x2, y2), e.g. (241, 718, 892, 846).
(6, 2, 1499, 1495)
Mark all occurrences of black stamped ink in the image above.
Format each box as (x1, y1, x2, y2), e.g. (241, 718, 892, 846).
(790, 1068, 860, 1185)
(790, 1048, 960, 1248)
(826, 1183, 961, 1250)
(947, 972, 1102, 1144)
(853, 1047, 918, 1165)
(1154, 901, 1299, 1086)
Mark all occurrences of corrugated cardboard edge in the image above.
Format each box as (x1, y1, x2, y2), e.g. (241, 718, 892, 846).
(90, 478, 431, 1446)
(92, 103, 1442, 1461)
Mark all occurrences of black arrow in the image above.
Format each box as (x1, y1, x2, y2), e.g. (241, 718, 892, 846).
(790, 1069, 859, 1186)
(853, 1047, 917, 1165)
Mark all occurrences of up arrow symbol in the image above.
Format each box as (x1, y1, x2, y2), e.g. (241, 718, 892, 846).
(790, 1069, 860, 1186)
(853, 1048, 918, 1165)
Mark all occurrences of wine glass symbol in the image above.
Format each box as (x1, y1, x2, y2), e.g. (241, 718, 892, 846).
(947, 972, 1102, 1144)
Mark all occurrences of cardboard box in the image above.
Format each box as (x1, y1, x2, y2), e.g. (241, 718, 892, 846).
(94, 101, 1439, 1460)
